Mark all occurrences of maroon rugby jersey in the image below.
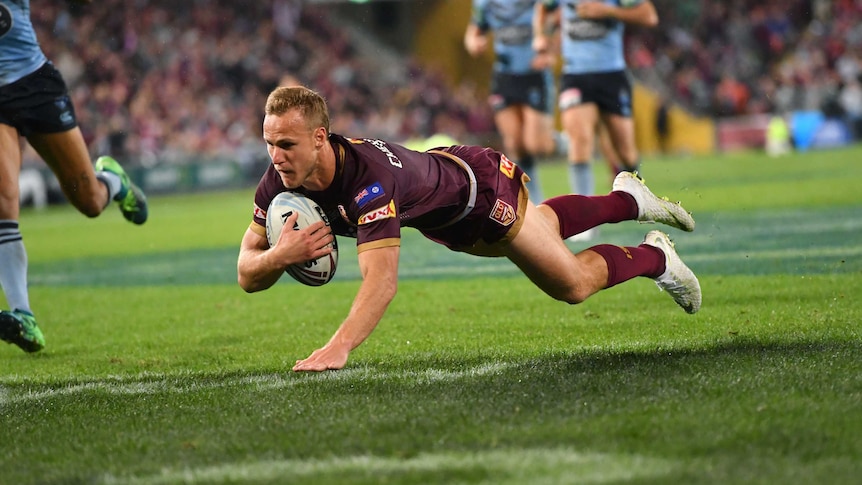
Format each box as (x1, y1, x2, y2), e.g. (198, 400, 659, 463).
(252, 134, 499, 252)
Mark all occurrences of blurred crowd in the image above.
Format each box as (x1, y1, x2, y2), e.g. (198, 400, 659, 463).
(629, 0, 862, 121)
(30, 0, 493, 168)
(28, 0, 862, 168)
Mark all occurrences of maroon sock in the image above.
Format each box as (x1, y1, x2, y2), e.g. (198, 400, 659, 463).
(542, 192, 638, 238)
(590, 244, 666, 288)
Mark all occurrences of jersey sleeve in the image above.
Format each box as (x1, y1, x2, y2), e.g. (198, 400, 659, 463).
(353, 181, 401, 253)
(249, 165, 284, 237)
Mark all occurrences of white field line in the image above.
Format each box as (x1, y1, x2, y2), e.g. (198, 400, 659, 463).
(98, 447, 678, 485)
(0, 362, 513, 406)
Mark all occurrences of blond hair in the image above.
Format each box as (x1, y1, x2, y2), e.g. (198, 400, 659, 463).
(265, 86, 330, 133)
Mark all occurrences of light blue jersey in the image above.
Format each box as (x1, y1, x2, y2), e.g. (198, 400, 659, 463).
(472, 0, 541, 75)
(0, 0, 47, 86)
(542, 0, 642, 74)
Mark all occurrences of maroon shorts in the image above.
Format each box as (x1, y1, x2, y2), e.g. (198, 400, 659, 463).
(420, 145, 529, 257)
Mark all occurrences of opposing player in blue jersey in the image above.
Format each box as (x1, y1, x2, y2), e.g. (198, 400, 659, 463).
(533, 0, 658, 232)
(464, 0, 559, 204)
(0, 0, 148, 353)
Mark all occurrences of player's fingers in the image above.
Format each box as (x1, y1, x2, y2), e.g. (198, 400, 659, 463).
(306, 222, 332, 241)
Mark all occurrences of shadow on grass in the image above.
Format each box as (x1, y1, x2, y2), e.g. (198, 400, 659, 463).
(3, 337, 860, 485)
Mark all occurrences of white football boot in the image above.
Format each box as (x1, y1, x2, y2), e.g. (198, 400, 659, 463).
(613, 172, 695, 232)
(642, 230, 701, 314)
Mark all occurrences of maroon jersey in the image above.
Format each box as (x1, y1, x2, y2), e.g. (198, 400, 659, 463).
(251, 134, 528, 255)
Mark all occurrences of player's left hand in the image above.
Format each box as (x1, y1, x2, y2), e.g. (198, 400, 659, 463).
(293, 344, 349, 372)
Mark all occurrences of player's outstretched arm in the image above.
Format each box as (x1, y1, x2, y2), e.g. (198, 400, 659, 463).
(293, 245, 400, 372)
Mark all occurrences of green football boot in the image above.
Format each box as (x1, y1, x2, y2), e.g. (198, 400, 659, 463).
(95, 156, 148, 225)
(0, 309, 45, 353)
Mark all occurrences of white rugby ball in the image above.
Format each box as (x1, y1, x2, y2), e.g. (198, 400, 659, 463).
(266, 191, 338, 286)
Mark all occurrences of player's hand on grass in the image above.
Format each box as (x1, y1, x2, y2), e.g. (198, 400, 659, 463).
(293, 343, 349, 372)
(271, 212, 333, 268)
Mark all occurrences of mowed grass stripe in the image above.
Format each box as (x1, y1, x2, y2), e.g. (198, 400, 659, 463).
(98, 448, 678, 485)
(25, 203, 862, 287)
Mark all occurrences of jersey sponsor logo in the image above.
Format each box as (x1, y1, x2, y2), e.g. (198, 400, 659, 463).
(358, 200, 396, 225)
(354, 182, 385, 208)
(496, 24, 532, 46)
(559, 87, 582, 110)
(0, 5, 12, 39)
(489, 199, 516, 227)
(254, 204, 266, 220)
(499, 154, 516, 179)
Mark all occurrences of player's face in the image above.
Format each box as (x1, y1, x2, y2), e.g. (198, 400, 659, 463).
(263, 110, 324, 189)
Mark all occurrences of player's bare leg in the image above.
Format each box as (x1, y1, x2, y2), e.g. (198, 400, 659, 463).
(561, 102, 600, 240)
(29, 128, 148, 224)
(504, 202, 607, 304)
(602, 113, 639, 173)
(27, 128, 109, 217)
(0, 124, 44, 352)
(496, 105, 543, 203)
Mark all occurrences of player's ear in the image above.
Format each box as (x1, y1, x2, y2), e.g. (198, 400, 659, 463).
(313, 126, 327, 148)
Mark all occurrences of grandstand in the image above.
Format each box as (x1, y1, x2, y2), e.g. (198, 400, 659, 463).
(21, 0, 862, 199)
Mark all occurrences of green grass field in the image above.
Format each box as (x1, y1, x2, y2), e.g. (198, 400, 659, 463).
(1, 147, 861, 484)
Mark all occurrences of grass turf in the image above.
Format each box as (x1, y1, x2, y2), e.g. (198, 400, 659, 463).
(1, 146, 861, 484)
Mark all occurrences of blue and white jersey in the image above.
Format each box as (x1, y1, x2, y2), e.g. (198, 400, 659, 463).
(0, 0, 47, 86)
(542, 0, 642, 74)
(471, 0, 541, 74)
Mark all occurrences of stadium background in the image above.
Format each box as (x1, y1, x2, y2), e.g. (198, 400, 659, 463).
(19, 0, 860, 204)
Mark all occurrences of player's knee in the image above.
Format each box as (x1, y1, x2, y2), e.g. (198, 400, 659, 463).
(564, 287, 591, 305)
(74, 198, 105, 218)
(548, 283, 590, 305)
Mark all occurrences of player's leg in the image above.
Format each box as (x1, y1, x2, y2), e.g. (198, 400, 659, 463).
(560, 102, 599, 196)
(504, 202, 700, 312)
(23, 62, 147, 224)
(496, 105, 545, 204)
(535, 169, 695, 239)
(559, 94, 600, 241)
(521, 104, 556, 202)
(602, 112, 639, 172)
(596, 120, 623, 186)
(0, 124, 44, 352)
(27, 128, 107, 217)
(28, 129, 148, 224)
(598, 71, 639, 174)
